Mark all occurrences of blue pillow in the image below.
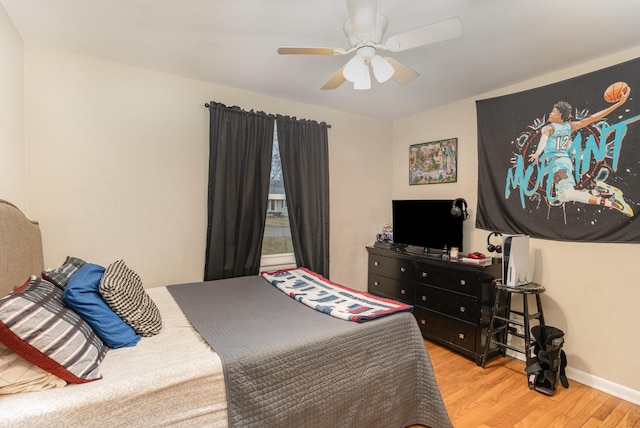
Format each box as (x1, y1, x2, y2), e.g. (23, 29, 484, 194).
(63, 263, 141, 349)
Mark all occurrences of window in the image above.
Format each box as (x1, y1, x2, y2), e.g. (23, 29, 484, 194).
(260, 128, 296, 270)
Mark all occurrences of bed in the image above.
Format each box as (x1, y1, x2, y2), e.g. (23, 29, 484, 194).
(0, 199, 452, 428)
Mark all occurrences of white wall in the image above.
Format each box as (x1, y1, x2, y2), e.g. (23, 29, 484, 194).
(392, 47, 640, 399)
(0, 4, 25, 208)
(22, 44, 392, 291)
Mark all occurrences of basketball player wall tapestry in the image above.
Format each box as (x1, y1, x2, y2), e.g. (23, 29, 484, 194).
(476, 57, 640, 243)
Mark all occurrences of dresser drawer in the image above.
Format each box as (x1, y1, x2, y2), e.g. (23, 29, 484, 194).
(368, 273, 414, 304)
(417, 264, 481, 296)
(414, 307, 476, 353)
(414, 263, 441, 286)
(415, 284, 479, 324)
(368, 254, 414, 281)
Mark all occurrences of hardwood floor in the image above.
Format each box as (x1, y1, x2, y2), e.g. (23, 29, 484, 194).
(423, 340, 640, 427)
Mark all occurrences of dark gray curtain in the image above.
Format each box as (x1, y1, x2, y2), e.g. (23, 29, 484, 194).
(276, 115, 330, 277)
(204, 102, 274, 280)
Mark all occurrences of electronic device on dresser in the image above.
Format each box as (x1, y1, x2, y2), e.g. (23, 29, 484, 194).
(487, 231, 503, 253)
(392, 199, 464, 254)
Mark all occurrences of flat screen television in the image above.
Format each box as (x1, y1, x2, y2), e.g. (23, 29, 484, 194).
(392, 199, 463, 252)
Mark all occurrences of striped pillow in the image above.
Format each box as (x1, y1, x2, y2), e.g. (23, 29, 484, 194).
(0, 277, 107, 383)
(42, 256, 86, 289)
(99, 260, 162, 337)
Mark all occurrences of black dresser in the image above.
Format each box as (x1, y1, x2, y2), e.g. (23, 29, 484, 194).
(367, 246, 504, 365)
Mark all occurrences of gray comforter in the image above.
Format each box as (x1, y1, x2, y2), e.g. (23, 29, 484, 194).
(168, 275, 452, 428)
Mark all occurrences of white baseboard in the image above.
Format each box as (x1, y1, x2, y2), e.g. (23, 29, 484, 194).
(565, 367, 640, 406)
(506, 350, 640, 405)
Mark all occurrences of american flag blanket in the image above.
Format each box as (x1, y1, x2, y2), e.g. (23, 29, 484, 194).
(261, 268, 413, 322)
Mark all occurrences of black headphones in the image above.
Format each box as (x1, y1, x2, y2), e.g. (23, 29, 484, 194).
(451, 198, 469, 220)
(487, 231, 503, 253)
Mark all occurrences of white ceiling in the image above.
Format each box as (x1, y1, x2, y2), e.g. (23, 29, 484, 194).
(3, 0, 640, 121)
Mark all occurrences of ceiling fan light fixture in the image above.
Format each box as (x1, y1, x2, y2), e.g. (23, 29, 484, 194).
(353, 65, 371, 90)
(371, 55, 394, 83)
(278, 1, 462, 91)
(343, 55, 366, 83)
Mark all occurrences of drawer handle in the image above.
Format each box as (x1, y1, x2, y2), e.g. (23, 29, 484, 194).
(400, 267, 406, 273)
(460, 279, 466, 286)
(374, 261, 379, 266)
(459, 306, 465, 313)
(458, 333, 465, 340)
(421, 272, 427, 278)
(400, 289, 406, 295)
(421, 296, 427, 301)
(374, 281, 379, 286)
(420, 319, 426, 325)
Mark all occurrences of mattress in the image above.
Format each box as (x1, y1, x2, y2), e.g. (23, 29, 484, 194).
(0, 287, 228, 427)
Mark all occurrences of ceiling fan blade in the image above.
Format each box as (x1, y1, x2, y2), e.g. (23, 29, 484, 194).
(384, 16, 462, 52)
(321, 66, 347, 90)
(387, 58, 419, 85)
(278, 47, 346, 55)
(347, 0, 377, 42)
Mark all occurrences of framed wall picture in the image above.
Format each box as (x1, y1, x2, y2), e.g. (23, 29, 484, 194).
(409, 138, 458, 185)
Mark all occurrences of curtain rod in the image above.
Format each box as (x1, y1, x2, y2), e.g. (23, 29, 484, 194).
(204, 102, 331, 128)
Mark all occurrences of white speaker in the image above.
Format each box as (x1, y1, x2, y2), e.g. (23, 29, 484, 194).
(502, 235, 530, 286)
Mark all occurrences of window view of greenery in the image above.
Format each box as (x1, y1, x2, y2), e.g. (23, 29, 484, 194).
(262, 138, 294, 255)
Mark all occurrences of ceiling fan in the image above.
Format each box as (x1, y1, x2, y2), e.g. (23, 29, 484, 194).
(277, 0, 462, 90)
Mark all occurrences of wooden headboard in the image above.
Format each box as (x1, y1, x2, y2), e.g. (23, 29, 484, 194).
(0, 199, 44, 297)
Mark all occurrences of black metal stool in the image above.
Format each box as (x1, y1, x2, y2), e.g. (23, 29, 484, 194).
(481, 280, 546, 368)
